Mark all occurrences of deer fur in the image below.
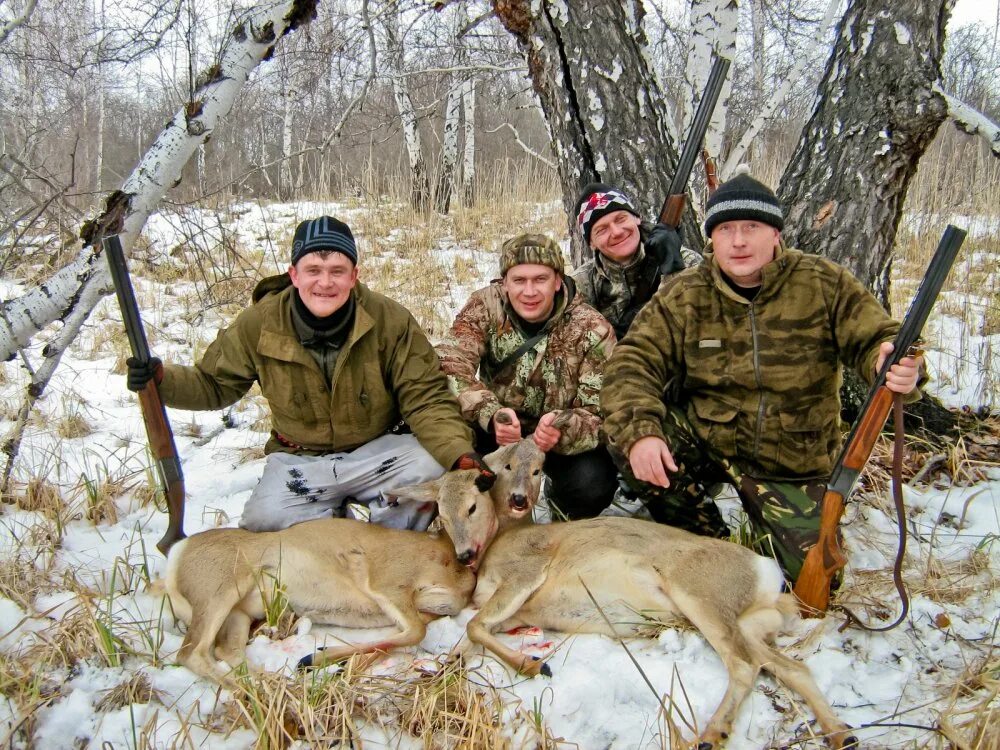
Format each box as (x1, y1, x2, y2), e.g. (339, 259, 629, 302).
(463, 516, 856, 749)
(164, 468, 494, 683)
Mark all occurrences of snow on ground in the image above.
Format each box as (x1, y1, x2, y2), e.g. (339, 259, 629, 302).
(0, 202, 997, 748)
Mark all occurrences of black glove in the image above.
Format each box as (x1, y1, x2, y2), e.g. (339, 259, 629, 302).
(644, 223, 685, 275)
(126, 356, 163, 392)
(452, 451, 497, 492)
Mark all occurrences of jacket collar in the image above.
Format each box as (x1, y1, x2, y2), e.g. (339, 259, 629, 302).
(705, 242, 799, 305)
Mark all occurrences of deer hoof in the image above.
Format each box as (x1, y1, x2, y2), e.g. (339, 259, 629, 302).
(540, 661, 552, 677)
(298, 648, 326, 670)
(839, 733, 860, 749)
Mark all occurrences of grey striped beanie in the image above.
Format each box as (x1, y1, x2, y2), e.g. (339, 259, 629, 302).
(704, 171, 784, 236)
(291, 216, 358, 265)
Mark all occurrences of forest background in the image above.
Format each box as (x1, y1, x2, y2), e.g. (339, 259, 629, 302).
(0, 0, 998, 747)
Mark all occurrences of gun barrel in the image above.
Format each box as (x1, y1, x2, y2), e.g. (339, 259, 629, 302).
(665, 56, 731, 199)
(104, 236, 153, 364)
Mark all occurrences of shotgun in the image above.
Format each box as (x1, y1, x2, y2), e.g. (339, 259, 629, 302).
(659, 55, 731, 228)
(794, 225, 966, 614)
(104, 235, 186, 555)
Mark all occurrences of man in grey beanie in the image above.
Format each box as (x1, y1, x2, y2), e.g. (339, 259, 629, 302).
(601, 171, 924, 582)
(127, 216, 487, 532)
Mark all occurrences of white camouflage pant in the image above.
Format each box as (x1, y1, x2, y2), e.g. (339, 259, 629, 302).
(238, 434, 445, 532)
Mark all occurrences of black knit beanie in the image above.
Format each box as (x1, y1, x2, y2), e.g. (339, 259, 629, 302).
(291, 216, 358, 265)
(574, 183, 641, 243)
(704, 169, 784, 236)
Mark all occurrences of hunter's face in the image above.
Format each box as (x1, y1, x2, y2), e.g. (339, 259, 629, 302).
(710, 220, 780, 287)
(289, 251, 358, 317)
(502, 264, 561, 323)
(589, 210, 641, 264)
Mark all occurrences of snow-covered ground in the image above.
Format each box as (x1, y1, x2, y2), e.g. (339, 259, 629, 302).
(0, 203, 997, 748)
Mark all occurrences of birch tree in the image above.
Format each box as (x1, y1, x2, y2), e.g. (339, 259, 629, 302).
(461, 75, 476, 205)
(778, 0, 951, 300)
(682, 0, 736, 165)
(0, 0, 318, 361)
(490, 0, 701, 264)
(435, 4, 466, 214)
(383, 0, 430, 212)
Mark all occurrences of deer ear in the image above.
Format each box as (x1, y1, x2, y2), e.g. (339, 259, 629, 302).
(475, 472, 496, 493)
(387, 479, 440, 505)
(482, 444, 512, 472)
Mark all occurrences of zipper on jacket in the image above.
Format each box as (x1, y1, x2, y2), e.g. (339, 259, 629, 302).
(749, 303, 766, 458)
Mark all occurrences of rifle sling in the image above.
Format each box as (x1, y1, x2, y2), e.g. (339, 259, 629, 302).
(482, 331, 547, 382)
(836, 393, 910, 633)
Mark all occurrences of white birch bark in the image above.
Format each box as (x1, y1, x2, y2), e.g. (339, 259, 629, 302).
(436, 79, 462, 213)
(723, 0, 842, 177)
(461, 77, 476, 205)
(938, 87, 1000, 157)
(385, 0, 429, 211)
(280, 73, 296, 199)
(0, 0, 313, 362)
(681, 0, 724, 136)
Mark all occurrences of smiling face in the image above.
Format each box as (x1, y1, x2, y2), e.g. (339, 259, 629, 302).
(709, 220, 780, 287)
(589, 210, 642, 264)
(288, 251, 359, 317)
(502, 264, 562, 323)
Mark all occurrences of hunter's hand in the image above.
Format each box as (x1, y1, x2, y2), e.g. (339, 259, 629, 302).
(532, 412, 562, 453)
(645, 223, 684, 274)
(876, 342, 923, 395)
(126, 356, 163, 392)
(628, 436, 678, 488)
(492, 408, 522, 445)
(452, 451, 497, 482)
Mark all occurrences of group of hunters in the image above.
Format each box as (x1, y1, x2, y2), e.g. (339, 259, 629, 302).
(127, 170, 923, 583)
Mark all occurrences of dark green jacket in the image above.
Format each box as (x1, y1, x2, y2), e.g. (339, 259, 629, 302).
(158, 283, 473, 467)
(602, 246, 916, 479)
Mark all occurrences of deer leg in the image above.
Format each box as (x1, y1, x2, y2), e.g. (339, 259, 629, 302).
(214, 610, 253, 669)
(300, 550, 428, 670)
(668, 589, 760, 749)
(748, 640, 857, 748)
(467, 569, 550, 677)
(178, 600, 241, 682)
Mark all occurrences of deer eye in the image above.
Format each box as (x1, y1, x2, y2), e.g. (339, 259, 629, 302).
(532, 469, 541, 476)
(505, 464, 511, 470)
(468, 504, 477, 516)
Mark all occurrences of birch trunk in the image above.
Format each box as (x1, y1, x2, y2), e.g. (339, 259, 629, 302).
(682, 0, 736, 163)
(385, 0, 430, 212)
(437, 79, 462, 213)
(461, 77, 476, 206)
(490, 0, 699, 265)
(0, 0, 318, 362)
(778, 0, 950, 301)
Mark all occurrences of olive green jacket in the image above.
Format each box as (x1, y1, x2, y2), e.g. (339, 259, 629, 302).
(602, 246, 917, 479)
(158, 283, 473, 467)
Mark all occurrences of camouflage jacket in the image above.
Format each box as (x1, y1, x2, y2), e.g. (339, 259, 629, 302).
(572, 223, 703, 339)
(437, 278, 616, 454)
(158, 282, 473, 468)
(601, 246, 916, 480)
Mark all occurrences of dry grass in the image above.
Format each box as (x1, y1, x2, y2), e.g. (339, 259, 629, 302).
(6, 476, 63, 515)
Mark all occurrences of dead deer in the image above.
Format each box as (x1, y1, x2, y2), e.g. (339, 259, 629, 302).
(164, 468, 494, 683)
(463, 516, 857, 749)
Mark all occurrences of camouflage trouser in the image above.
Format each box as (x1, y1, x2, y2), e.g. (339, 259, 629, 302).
(610, 407, 825, 581)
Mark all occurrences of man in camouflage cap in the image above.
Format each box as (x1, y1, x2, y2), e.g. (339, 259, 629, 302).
(601, 171, 924, 581)
(572, 183, 703, 339)
(438, 233, 619, 519)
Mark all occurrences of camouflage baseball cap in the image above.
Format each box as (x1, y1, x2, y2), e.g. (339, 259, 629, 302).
(499, 234, 565, 276)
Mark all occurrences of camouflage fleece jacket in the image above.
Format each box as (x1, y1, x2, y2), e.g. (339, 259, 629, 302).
(437, 278, 616, 454)
(602, 246, 913, 480)
(572, 224, 704, 338)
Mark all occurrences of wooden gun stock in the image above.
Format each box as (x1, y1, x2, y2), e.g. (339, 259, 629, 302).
(795, 387, 894, 613)
(658, 194, 687, 230)
(794, 225, 964, 616)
